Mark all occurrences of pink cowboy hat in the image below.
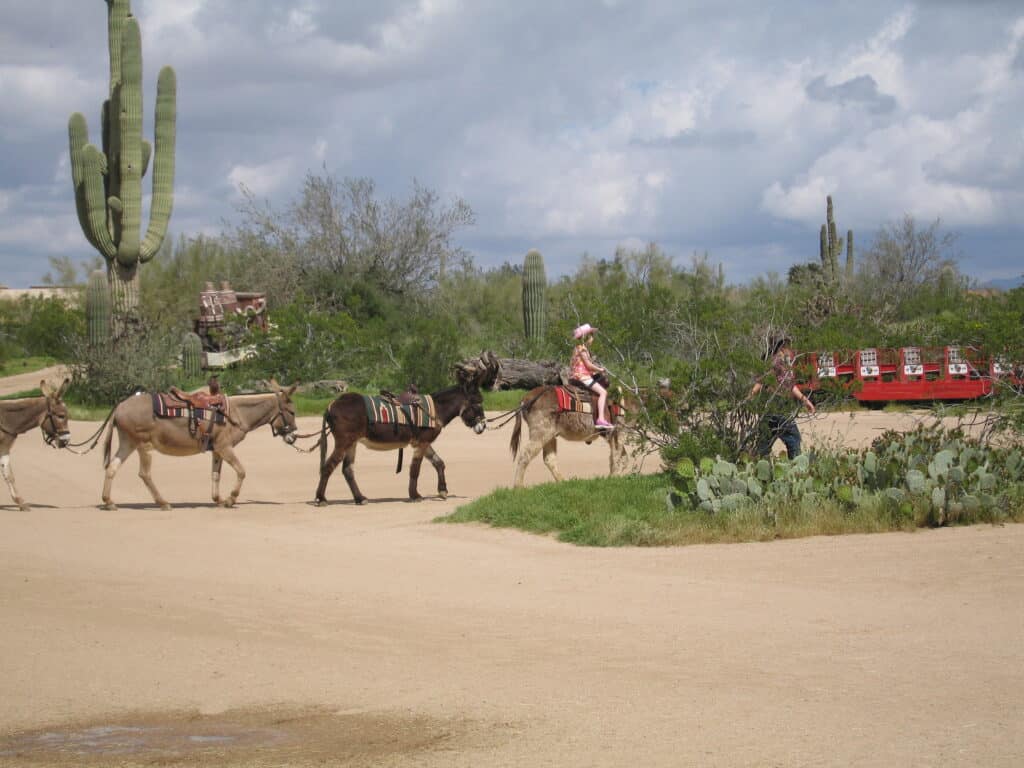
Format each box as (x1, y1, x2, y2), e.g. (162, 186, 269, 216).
(573, 323, 597, 339)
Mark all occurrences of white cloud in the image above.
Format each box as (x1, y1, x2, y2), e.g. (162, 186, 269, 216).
(227, 157, 294, 198)
(0, 65, 97, 138)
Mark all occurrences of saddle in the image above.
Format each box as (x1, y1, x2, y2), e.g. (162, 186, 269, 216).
(553, 385, 623, 421)
(153, 391, 228, 451)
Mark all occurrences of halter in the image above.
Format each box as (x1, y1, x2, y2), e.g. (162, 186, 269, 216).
(459, 385, 487, 433)
(41, 398, 70, 448)
(268, 391, 297, 442)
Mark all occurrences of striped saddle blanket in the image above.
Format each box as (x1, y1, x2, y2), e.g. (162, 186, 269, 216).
(363, 394, 437, 429)
(152, 392, 226, 426)
(553, 386, 623, 419)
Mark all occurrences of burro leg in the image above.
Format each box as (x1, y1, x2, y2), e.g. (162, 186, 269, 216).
(0, 451, 28, 511)
(211, 453, 223, 504)
(216, 445, 246, 507)
(101, 427, 136, 510)
(136, 443, 171, 510)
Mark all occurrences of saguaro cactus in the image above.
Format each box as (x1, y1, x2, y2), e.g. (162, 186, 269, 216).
(819, 196, 853, 285)
(182, 331, 203, 378)
(522, 249, 547, 342)
(86, 269, 111, 347)
(845, 229, 855, 282)
(68, 0, 176, 332)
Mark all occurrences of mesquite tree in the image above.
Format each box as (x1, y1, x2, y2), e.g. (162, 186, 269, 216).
(68, 0, 177, 335)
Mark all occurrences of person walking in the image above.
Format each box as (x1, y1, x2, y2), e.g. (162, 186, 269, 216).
(750, 334, 815, 458)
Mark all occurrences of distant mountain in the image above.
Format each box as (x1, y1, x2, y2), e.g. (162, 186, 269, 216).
(981, 275, 1024, 291)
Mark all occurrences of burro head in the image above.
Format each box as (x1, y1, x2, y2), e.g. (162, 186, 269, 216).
(268, 379, 299, 444)
(39, 378, 71, 448)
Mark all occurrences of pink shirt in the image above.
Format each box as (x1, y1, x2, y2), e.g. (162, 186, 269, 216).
(571, 345, 593, 379)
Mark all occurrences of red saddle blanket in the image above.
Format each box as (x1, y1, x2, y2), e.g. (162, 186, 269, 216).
(151, 392, 226, 425)
(553, 386, 623, 419)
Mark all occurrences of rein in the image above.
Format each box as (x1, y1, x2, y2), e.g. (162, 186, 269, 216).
(62, 403, 117, 454)
(485, 387, 551, 430)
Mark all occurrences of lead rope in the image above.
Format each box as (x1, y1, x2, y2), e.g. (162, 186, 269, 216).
(62, 404, 117, 455)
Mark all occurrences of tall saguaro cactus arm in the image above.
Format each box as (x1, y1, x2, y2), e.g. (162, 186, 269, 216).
(141, 66, 176, 261)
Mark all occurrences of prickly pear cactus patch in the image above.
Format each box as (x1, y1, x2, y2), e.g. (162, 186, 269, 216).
(668, 424, 1024, 528)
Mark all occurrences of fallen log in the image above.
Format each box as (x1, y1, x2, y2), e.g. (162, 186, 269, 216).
(458, 352, 566, 390)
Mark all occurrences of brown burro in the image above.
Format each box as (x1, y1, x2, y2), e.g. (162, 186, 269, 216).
(101, 380, 299, 510)
(0, 378, 71, 510)
(314, 360, 494, 506)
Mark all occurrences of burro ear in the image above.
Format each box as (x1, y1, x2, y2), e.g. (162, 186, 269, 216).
(269, 378, 281, 392)
(57, 378, 70, 399)
(286, 382, 298, 397)
(40, 379, 52, 397)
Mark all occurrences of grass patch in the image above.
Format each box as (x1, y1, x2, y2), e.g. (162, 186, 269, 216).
(439, 473, 1024, 547)
(0, 356, 58, 377)
(483, 389, 529, 411)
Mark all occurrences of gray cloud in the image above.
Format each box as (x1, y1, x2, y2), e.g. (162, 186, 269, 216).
(631, 130, 757, 150)
(805, 74, 898, 114)
(1, 0, 1023, 287)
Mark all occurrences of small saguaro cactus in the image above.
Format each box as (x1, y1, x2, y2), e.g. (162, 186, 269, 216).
(68, 0, 177, 331)
(522, 249, 547, 342)
(182, 331, 203, 378)
(86, 269, 111, 347)
(819, 195, 853, 285)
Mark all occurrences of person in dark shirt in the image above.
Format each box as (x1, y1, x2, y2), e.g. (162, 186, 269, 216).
(749, 334, 815, 459)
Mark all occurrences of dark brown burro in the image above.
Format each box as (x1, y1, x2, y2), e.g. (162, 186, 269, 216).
(509, 385, 636, 487)
(314, 359, 495, 505)
(101, 380, 299, 510)
(0, 378, 71, 510)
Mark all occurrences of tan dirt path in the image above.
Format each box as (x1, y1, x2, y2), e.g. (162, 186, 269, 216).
(0, 410, 1021, 766)
(0, 364, 69, 397)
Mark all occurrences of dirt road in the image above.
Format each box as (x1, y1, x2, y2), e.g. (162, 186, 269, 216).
(0, 365, 68, 397)
(1, 410, 1021, 766)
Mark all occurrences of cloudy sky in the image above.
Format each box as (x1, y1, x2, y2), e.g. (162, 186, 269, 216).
(1, 0, 1023, 286)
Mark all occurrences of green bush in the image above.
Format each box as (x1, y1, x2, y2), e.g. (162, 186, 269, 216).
(0, 296, 84, 362)
(67, 325, 184, 406)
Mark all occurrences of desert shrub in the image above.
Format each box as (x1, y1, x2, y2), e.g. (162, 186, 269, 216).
(67, 325, 183, 406)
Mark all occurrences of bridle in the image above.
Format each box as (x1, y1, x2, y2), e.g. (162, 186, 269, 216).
(460, 385, 487, 434)
(268, 391, 297, 443)
(41, 398, 70, 448)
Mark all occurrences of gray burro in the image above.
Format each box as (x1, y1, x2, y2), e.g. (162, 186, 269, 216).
(0, 380, 71, 510)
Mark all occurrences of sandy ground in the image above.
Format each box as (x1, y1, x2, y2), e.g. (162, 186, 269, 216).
(1, 408, 1022, 767)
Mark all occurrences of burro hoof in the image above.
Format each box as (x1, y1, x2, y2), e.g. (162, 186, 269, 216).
(438, 490, 448, 500)
(100, 502, 117, 511)
(354, 497, 367, 506)
(159, 503, 172, 511)
(17, 502, 30, 511)
(313, 498, 327, 507)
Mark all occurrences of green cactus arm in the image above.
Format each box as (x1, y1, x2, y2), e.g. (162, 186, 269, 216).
(819, 225, 828, 271)
(140, 66, 177, 262)
(115, 16, 143, 267)
(68, 113, 101, 253)
(845, 229, 854, 281)
(81, 146, 117, 259)
(106, 0, 130, 95)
